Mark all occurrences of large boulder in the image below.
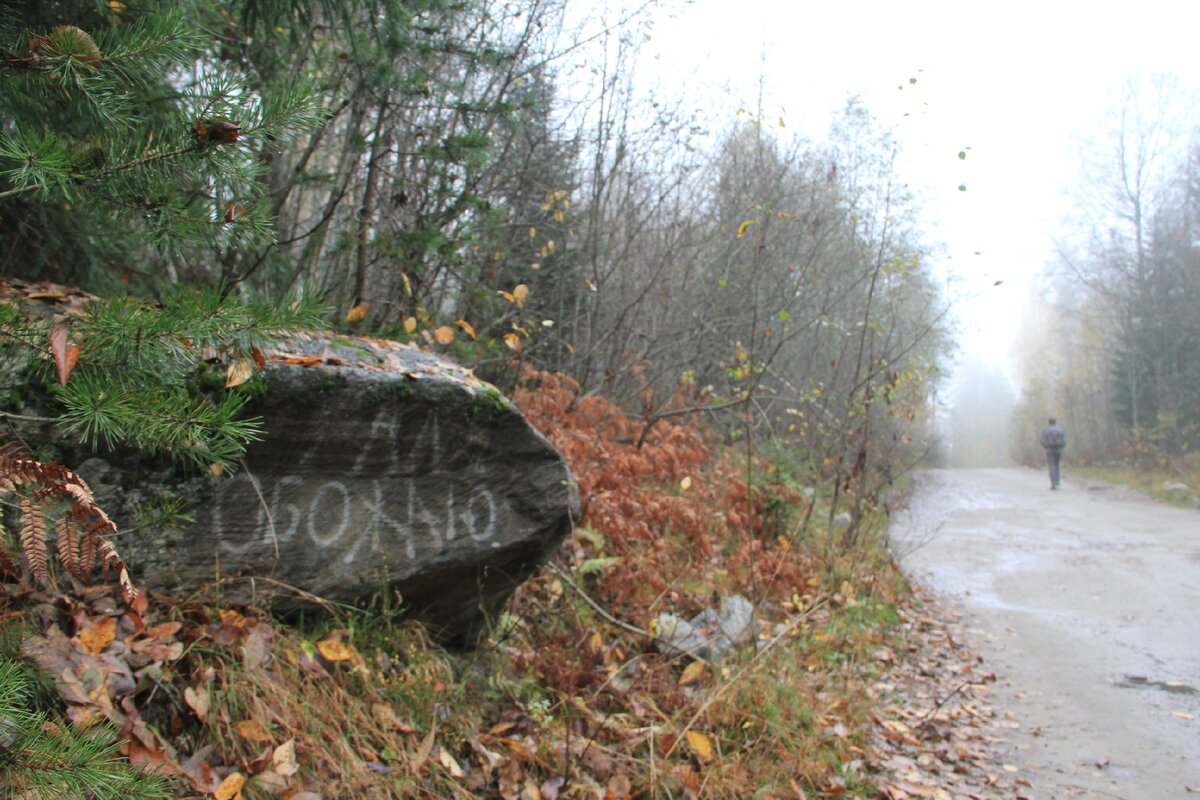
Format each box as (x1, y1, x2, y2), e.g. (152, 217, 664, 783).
(0, 283, 578, 643)
(140, 334, 576, 641)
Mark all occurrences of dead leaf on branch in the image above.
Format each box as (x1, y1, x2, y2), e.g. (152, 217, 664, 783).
(49, 321, 83, 385)
(224, 358, 254, 388)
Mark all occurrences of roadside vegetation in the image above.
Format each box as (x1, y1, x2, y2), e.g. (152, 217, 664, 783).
(0, 1, 957, 797)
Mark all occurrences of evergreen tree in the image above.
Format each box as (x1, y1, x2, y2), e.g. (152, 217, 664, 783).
(0, 6, 327, 794)
(0, 1, 326, 468)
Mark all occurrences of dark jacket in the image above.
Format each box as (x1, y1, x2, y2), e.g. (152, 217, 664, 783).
(1040, 425, 1067, 451)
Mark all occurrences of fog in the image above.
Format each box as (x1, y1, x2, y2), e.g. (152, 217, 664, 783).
(944, 362, 1017, 468)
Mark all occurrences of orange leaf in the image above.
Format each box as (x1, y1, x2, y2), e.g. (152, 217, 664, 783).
(214, 772, 245, 800)
(454, 319, 477, 340)
(316, 639, 358, 662)
(503, 332, 523, 353)
(225, 358, 253, 388)
(678, 660, 706, 686)
(49, 322, 82, 385)
(403, 316, 418, 334)
(250, 345, 266, 372)
(345, 304, 370, 322)
(78, 615, 116, 655)
(684, 731, 714, 762)
(433, 326, 455, 345)
(235, 719, 274, 742)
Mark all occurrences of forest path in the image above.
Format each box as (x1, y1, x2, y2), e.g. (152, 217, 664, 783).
(892, 467, 1200, 799)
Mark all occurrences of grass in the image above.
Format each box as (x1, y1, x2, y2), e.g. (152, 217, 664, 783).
(1075, 457, 1200, 508)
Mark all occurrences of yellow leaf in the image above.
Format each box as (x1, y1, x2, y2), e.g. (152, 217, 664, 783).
(401, 272, 413, 296)
(107, 0, 126, 12)
(528, 226, 537, 238)
(503, 332, 522, 353)
(512, 284, 529, 305)
(498, 290, 516, 303)
(455, 319, 477, 340)
(685, 731, 714, 761)
(736, 220, 755, 238)
(316, 639, 358, 662)
(235, 719, 273, 742)
(1172, 710, 1196, 721)
(433, 326, 455, 345)
(225, 358, 253, 388)
(678, 660, 705, 686)
(679, 476, 692, 491)
(214, 772, 245, 800)
(403, 316, 417, 334)
(345, 304, 370, 322)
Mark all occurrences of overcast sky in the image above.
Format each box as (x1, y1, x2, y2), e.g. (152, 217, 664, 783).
(612, 0, 1200, 377)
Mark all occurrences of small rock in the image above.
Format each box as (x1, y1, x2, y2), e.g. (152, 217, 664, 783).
(1162, 482, 1189, 492)
(832, 511, 853, 528)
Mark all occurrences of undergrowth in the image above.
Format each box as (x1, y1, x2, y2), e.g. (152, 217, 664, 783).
(1075, 457, 1200, 509)
(2, 367, 914, 798)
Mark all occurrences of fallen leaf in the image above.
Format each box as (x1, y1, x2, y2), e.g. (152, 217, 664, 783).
(214, 772, 245, 800)
(511, 284, 529, 305)
(684, 730, 714, 762)
(78, 616, 116, 655)
(235, 719, 273, 743)
(1172, 711, 1195, 721)
(184, 686, 209, 721)
(272, 738, 299, 777)
(316, 639, 358, 663)
(678, 660, 706, 687)
(403, 316, 418, 334)
(345, 304, 370, 322)
(433, 325, 455, 345)
(437, 746, 465, 778)
(413, 724, 436, 771)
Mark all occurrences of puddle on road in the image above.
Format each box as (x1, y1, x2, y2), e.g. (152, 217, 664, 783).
(1115, 675, 1198, 695)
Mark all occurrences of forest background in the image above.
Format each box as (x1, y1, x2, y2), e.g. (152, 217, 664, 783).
(0, 0, 1194, 797)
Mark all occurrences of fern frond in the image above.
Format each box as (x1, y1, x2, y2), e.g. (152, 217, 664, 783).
(0, 435, 137, 602)
(55, 516, 80, 581)
(17, 497, 48, 585)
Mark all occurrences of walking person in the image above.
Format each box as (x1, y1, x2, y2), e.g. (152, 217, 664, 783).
(1039, 417, 1067, 489)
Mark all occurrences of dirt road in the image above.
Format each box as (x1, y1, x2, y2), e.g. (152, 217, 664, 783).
(893, 468, 1200, 800)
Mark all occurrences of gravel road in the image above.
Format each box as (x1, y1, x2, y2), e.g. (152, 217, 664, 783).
(893, 467, 1200, 800)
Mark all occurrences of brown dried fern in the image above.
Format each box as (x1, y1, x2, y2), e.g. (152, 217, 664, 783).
(0, 436, 139, 602)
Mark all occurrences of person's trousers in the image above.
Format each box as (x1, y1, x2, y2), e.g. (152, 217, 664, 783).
(1046, 449, 1062, 488)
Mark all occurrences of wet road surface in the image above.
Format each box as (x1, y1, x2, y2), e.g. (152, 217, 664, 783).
(894, 468, 1200, 799)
